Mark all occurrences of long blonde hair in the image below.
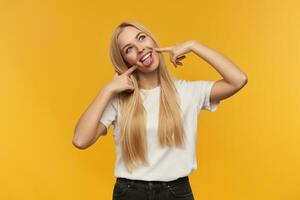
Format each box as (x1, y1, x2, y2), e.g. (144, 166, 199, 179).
(109, 21, 185, 173)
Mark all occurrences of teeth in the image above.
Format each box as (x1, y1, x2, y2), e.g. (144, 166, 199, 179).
(140, 52, 151, 62)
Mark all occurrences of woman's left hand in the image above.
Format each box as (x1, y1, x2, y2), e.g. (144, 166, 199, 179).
(154, 40, 195, 68)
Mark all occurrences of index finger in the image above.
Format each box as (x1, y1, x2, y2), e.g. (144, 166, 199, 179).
(154, 47, 172, 52)
(123, 65, 138, 76)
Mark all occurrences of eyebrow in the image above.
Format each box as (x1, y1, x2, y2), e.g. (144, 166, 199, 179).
(122, 31, 144, 52)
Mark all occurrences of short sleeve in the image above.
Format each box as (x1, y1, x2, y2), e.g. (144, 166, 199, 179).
(99, 95, 118, 130)
(188, 80, 220, 112)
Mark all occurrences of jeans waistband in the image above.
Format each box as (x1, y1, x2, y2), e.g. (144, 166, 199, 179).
(116, 176, 189, 190)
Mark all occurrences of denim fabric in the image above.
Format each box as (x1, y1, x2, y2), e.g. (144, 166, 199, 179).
(112, 176, 195, 200)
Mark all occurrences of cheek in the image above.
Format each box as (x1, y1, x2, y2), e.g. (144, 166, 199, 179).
(125, 54, 138, 63)
(148, 40, 157, 47)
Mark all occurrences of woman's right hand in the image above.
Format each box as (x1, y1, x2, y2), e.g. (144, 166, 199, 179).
(104, 65, 138, 96)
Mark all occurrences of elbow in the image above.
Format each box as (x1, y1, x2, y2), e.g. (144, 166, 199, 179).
(236, 75, 248, 89)
(242, 76, 248, 85)
(243, 74, 248, 83)
(242, 75, 248, 86)
(72, 136, 90, 150)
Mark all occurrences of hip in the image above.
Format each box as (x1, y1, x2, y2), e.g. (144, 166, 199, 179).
(113, 176, 194, 200)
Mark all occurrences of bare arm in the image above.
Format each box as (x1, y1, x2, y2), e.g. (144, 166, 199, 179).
(72, 86, 115, 149)
(189, 40, 248, 103)
(154, 40, 248, 104)
(72, 65, 138, 150)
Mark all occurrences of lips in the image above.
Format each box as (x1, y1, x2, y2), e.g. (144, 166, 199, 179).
(141, 52, 153, 66)
(139, 51, 152, 62)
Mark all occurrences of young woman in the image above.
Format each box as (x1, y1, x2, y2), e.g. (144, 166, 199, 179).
(73, 21, 248, 200)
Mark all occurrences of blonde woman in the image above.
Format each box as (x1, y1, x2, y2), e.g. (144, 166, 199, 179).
(73, 21, 248, 200)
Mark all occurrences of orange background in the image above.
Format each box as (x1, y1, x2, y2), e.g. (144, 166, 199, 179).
(1, 0, 299, 199)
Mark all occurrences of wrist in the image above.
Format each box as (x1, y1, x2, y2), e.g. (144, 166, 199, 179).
(101, 84, 116, 97)
(188, 40, 198, 52)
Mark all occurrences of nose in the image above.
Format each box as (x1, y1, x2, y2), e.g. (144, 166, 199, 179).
(136, 43, 145, 52)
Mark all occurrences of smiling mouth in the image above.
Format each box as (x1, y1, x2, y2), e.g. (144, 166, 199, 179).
(140, 52, 154, 67)
(139, 51, 152, 62)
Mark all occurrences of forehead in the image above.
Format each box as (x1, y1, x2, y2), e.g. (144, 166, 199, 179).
(117, 26, 141, 48)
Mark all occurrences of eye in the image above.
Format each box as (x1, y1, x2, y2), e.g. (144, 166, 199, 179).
(125, 47, 132, 54)
(125, 35, 146, 54)
(139, 35, 146, 40)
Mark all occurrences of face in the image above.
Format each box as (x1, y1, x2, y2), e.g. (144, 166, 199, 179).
(117, 26, 160, 73)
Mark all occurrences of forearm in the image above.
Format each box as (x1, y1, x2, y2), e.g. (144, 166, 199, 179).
(73, 86, 114, 149)
(189, 40, 248, 87)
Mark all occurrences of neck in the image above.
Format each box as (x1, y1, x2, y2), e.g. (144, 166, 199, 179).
(137, 69, 159, 89)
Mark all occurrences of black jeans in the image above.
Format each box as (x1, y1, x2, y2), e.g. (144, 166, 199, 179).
(112, 176, 195, 200)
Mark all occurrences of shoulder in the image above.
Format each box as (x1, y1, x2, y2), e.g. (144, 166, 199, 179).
(171, 76, 187, 88)
(109, 94, 120, 110)
(171, 76, 202, 90)
(171, 77, 195, 97)
(171, 76, 215, 95)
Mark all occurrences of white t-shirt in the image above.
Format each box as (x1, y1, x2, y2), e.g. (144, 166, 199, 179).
(100, 76, 220, 181)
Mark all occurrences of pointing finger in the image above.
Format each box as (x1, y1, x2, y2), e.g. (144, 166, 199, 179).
(124, 65, 138, 76)
(154, 47, 172, 52)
